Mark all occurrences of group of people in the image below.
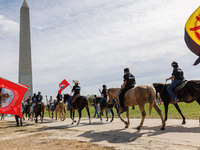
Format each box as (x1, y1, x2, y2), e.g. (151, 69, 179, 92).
(93, 61, 184, 115)
(21, 61, 185, 121)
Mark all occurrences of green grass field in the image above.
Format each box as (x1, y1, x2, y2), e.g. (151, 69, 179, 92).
(45, 101, 200, 120)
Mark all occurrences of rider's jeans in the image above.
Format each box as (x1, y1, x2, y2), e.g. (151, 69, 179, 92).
(68, 96, 75, 108)
(167, 79, 182, 100)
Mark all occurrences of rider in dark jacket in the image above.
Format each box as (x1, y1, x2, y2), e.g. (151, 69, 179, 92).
(67, 80, 81, 109)
(166, 61, 185, 104)
(118, 68, 136, 114)
(53, 92, 63, 111)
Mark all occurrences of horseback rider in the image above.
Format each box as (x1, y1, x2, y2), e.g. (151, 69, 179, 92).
(166, 61, 185, 104)
(99, 85, 107, 111)
(46, 95, 53, 110)
(52, 92, 63, 111)
(36, 91, 43, 103)
(118, 68, 136, 114)
(24, 96, 32, 112)
(67, 80, 81, 110)
(31, 92, 43, 110)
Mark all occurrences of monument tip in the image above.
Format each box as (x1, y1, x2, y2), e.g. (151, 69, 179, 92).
(22, 0, 29, 8)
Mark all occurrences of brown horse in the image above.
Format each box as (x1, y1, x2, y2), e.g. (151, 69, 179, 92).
(55, 98, 67, 121)
(107, 85, 165, 130)
(34, 102, 45, 123)
(153, 80, 200, 124)
(64, 94, 91, 125)
(94, 97, 118, 122)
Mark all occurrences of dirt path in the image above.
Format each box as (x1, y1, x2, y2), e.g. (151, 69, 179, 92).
(0, 117, 200, 150)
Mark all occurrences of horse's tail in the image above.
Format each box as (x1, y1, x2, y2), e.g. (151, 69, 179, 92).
(148, 85, 156, 116)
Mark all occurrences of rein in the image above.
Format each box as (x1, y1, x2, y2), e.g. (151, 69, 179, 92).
(159, 81, 167, 95)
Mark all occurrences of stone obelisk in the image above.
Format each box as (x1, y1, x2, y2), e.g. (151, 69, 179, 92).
(19, 0, 33, 99)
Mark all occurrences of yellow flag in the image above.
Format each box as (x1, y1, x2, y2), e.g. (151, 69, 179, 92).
(185, 6, 200, 65)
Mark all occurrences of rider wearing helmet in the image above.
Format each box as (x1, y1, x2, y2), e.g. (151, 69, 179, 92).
(166, 61, 185, 104)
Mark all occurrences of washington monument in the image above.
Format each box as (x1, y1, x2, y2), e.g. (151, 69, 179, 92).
(19, 0, 33, 99)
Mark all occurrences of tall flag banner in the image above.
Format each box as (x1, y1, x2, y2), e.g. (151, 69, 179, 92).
(58, 79, 70, 94)
(185, 6, 200, 65)
(0, 77, 29, 118)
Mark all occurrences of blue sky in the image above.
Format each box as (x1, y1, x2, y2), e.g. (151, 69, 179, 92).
(0, 0, 200, 99)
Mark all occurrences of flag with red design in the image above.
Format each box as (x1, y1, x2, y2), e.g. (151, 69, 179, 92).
(58, 79, 70, 94)
(185, 6, 200, 65)
(0, 77, 29, 118)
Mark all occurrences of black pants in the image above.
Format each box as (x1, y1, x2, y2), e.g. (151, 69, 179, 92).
(15, 115, 22, 126)
(119, 86, 132, 107)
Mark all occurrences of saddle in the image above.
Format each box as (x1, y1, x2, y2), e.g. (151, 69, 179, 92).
(174, 80, 187, 92)
(71, 95, 80, 104)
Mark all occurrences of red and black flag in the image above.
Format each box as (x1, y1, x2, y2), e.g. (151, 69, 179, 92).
(0, 77, 29, 117)
(185, 6, 200, 65)
(58, 79, 70, 94)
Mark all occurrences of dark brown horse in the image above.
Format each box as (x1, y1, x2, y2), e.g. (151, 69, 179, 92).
(153, 80, 200, 124)
(94, 97, 118, 122)
(64, 94, 91, 125)
(34, 102, 46, 123)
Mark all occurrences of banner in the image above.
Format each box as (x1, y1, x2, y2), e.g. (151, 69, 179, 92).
(58, 79, 70, 94)
(185, 6, 200, 65)
(0, 77, 29, 117)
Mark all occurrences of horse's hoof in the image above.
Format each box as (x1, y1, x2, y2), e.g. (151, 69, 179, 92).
(136, 126, 141, 130)
(125, 125, 129, 128)
(125, 121, 129, 126)
(182, 121, 186, 124)
(160, 127, 165, 130)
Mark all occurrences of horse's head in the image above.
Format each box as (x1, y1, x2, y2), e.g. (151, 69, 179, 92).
(63, 94, 71, 103)
(107, 88, 121, 104)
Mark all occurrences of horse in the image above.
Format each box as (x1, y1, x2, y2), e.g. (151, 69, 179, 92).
(33, 102, 45, 123)
(64, 94, 91, 125)
(23, 103, 30, 120)
(153, 80, 200, 124)
(107, 85, 165, 130)
(94, 97, 118, 122)
(47, 100, 56, 119)
(55, 98, 67, 121)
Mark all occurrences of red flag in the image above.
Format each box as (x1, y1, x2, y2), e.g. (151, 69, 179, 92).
(58, 79, 70, 94)
(0, 77, 29, 118)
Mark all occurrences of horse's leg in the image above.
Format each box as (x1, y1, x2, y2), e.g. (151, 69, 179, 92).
(100, 111, 102, 121)
(110, 109, 114, 122)
(106, 110, 108, 122)
(163, 102, 169, 123)
(174, 103, 186, 124)
(86, 105, 91, 125)
(71, 110, 75, 124)
(63, 108, 66, 121)
(77, 109, 82, 125)
(48, 110, 50, 118)
(56, 110, 58, 120)
(125, 107, 130, 128)
(153, 103, 165, 130)
(137, 104, 146, 130)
